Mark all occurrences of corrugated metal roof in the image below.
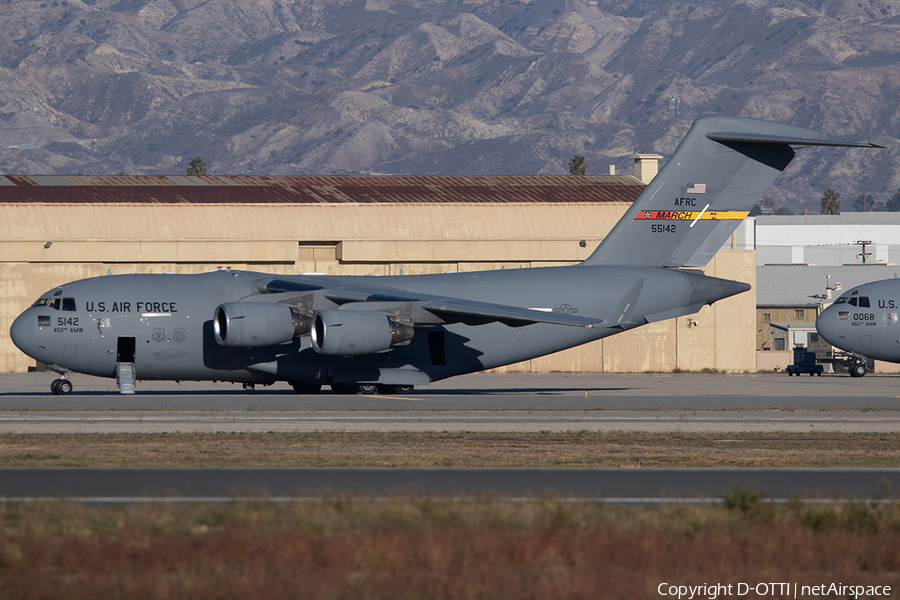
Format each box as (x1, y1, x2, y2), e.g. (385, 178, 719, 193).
(0, 175, 644, 205)
(757, 265, 900, 306)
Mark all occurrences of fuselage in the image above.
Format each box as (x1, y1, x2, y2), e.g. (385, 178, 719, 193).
(816, 280, 900, 363)
(9, 265, 745, 387)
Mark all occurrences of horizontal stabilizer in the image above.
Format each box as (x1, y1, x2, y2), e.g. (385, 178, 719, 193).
(707, 132, 884, 148)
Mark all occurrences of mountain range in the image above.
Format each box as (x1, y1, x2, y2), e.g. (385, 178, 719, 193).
(0, 0, 898, 214)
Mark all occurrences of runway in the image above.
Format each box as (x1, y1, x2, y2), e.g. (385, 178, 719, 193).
(2, 372, 900, 433)
(2, 372, 899, 502)
(2, 467, 898, 502)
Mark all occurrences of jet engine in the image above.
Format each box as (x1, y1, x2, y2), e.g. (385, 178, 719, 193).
(214, 302, 309, 347)
(311, 310, 414, 356)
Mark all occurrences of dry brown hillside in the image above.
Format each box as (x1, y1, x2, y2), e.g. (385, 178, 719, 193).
(0, 0, 897, 213)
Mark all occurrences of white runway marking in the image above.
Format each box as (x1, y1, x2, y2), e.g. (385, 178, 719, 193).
(3, 409, 900, 433)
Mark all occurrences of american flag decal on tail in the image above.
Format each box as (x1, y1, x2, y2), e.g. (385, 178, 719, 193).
(687, 183, 706, 194)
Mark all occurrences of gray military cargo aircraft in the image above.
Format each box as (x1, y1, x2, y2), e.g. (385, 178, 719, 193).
(817, 279, 900, 377)
(10, 116, 880, 394)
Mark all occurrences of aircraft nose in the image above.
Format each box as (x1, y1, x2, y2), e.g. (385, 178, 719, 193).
(815, 307, 839, 346)
(9, 311, 34, 354)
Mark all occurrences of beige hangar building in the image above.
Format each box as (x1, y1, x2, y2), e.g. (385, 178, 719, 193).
(0, 164, 757, 376)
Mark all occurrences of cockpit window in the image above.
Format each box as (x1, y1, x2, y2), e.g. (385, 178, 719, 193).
(32, 298, 61, 309)
(849, 298, 858, 307)
(32, 296, 70, 309)
(858, 296, 870, 308)
(834, 297, 848, 305)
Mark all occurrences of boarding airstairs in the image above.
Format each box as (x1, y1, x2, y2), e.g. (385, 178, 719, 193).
(116, 362, 136, 395)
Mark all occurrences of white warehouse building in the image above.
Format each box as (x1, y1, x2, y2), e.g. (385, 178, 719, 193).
(754, 213, 900, 266)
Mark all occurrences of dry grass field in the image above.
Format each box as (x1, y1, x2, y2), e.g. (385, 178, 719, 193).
(1, 496, 899, 599)
(3, 432, 900, 598)
(1, 431, 899, 468)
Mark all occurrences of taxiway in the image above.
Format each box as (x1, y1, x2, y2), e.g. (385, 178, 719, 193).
(1, 372, 899, 433)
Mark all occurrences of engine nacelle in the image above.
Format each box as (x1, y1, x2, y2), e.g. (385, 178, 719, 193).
(214, 302, 309, 347)
(311, 310, 414, 356)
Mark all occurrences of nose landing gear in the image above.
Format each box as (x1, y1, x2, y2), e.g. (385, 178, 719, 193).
(50, 378, 72, 395)
(849, 361, 868, 378)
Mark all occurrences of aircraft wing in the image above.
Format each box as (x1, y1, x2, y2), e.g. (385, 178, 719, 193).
(257, 276, 604, 328)
(418, 298, 600, 328)
(259, 278, 327, 293)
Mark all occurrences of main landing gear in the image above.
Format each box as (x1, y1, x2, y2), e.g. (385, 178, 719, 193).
(50, 378, 73, 395)
(290, 382, 323, 395)
(286, 381, 415, 395)
(330, 383, 414, 395)
(383, 385, 414, 395)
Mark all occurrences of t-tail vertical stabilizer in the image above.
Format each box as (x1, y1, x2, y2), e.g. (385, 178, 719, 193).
(582, 116, 882, 268)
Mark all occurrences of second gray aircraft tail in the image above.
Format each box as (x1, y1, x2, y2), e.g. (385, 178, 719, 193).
(583, 116, 881, 269)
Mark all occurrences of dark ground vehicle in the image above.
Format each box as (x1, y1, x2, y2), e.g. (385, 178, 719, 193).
(787, 350, 823, 376)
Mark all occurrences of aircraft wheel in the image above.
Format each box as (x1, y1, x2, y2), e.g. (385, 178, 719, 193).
(291, 383, 322, 395)
(378, 384, 414, 395)
(357, 383, 378, 395)
(55, 379, 73, 395)
(50, 380, 60, 395)
(850, 363, 867, 378)
(330, 383, 358, 395)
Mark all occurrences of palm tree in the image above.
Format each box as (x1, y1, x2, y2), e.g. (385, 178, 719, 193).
(568, 154, 586, 176)
(820, 189, 840, 215)
(854, 194, 873, 212)
(887, 188, 900, 212)
(187, 156, 207, 176)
